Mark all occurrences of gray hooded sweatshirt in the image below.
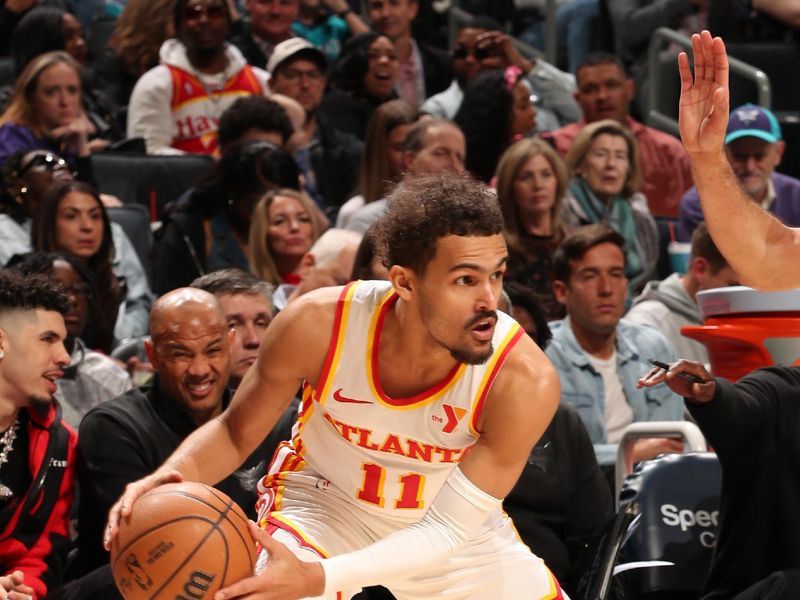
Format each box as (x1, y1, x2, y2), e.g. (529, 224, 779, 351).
(625, 272, 709, 364)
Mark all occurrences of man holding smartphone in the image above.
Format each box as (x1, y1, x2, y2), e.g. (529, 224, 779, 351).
(639, 359, 800, 599)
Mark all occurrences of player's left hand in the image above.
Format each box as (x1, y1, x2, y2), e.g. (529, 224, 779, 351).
(214, 522, 325, 600)
(678, 30, 729, 158)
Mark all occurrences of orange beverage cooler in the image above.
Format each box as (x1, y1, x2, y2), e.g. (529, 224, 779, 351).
(681, 286, 800, 381)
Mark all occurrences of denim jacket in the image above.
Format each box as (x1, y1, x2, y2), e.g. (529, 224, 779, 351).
(545, 317, 683, 466)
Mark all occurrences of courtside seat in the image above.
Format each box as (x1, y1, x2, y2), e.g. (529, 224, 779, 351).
(91, 152, 213, 220)
(618, 452, 721, 599)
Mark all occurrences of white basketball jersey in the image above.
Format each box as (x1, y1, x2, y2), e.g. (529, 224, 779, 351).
(257, 280, 524, 525)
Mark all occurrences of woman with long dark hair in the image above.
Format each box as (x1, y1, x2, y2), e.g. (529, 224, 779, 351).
(318, 31, 399, 140)
(454, 67, 536, 183)
(32, 180, 151, 353)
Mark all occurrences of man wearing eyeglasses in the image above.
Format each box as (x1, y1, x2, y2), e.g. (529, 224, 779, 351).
(127, 0, 271, 156)
(420, 16, 579, 132)
(268, 38, 363, 216)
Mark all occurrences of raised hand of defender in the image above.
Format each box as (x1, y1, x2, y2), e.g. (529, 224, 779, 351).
(215, 522, 325, 600)
(678, 30, 729, 157)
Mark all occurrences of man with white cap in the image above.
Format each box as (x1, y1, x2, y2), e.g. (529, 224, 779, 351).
(268, 37, 363, 216)
(678, 102, 800, 241)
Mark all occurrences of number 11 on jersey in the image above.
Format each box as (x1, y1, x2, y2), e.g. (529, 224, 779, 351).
(357, 463, 426, 509)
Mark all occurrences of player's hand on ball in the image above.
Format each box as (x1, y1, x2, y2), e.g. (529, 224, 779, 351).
(104, 469, 184, 550)
(214, 522, 325, 600)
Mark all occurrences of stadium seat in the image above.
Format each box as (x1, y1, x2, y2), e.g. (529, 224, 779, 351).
(91, 152, 213, 220)
(107, 204, 151, 284)
(617, 452, 721, 599)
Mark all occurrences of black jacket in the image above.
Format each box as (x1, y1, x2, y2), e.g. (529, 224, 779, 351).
(417, 40, 452, 100)
(0, 402, 77, 599)
(688, 367, 800, 599)
(310, 115, 363, 213)
(503, 404, 612, 595)
(73, 376, 296, 575)
(228, 25, 269, 69)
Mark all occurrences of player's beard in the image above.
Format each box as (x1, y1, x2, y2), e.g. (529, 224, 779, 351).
(444, 311, 497, 365)
(447, 343, 494, 366)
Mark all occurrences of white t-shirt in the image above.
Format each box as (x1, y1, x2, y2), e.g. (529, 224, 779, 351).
(587, 350, 633, 443)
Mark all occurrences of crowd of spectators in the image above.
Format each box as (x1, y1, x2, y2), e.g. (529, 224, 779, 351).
(0, 0, 798, 599)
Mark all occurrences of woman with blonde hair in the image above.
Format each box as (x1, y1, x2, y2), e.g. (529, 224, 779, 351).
(249, 188, 325, 285)
(563, 118, 658, 293)
(495, 137, 570, 319)
(0, 51, 101, 165)
(336, 99, 417, 228)
(94, 0, 176, 110)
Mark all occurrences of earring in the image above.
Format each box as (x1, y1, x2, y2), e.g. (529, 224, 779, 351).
(0, 349, 5, 359)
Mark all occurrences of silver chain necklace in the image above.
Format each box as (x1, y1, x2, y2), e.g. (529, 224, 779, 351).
(0, 418, 20, 501)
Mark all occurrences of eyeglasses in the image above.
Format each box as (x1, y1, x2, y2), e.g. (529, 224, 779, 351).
(452, 45, 491, 61)
(19, 153, 69, 177)
(183, 3, 227, 21)
(279, 68, 324, 83)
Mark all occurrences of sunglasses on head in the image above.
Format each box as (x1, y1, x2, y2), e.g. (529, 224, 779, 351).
(183, 3, 227, 21)
(19, 153, 69, 176)
(452, 45, 491, 61)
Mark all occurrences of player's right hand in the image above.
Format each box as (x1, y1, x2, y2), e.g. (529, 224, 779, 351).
(104, 470, 184, 550)
(214, 521, 325, 600)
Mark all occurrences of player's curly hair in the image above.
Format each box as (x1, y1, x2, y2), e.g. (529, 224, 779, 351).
(375, 173, 503, 276)
(0, 269, 69, 316)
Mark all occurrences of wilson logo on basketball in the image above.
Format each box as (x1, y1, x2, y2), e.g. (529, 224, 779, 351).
(175, 570, 215, 599)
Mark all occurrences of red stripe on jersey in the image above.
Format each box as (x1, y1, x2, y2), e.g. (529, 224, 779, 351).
(369, 291, 462, 407)
(315, 282, 358, 403)
(470, 326, 524, 435)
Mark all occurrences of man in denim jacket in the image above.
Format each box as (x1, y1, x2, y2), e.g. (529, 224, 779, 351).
(545, 224, 684, 468)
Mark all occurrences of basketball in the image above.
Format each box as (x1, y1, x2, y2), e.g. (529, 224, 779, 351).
(110, 482, 257, 600)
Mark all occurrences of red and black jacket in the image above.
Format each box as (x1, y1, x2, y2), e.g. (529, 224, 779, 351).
(0, 401, 77, 599)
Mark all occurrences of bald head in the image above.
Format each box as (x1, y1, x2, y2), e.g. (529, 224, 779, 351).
(150, 288, 226, 343)
(146, 288, 233, 424)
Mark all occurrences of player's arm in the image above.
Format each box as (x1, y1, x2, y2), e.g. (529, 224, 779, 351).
(217, 334, 561, 599)
(105, 288, 338, 548)
(752, 0, 800, 27)
(455, 334, 560, 498)
(679, 30, 800, 290)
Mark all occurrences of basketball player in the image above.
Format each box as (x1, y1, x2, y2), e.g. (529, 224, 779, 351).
(679, 30, 800, 290)
(106, 173, 562, 599)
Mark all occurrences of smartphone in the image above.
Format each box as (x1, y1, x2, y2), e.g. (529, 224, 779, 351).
(647, 358, 708, 384)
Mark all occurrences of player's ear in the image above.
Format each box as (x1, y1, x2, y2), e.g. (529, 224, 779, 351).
(389, 265, 414, 299)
